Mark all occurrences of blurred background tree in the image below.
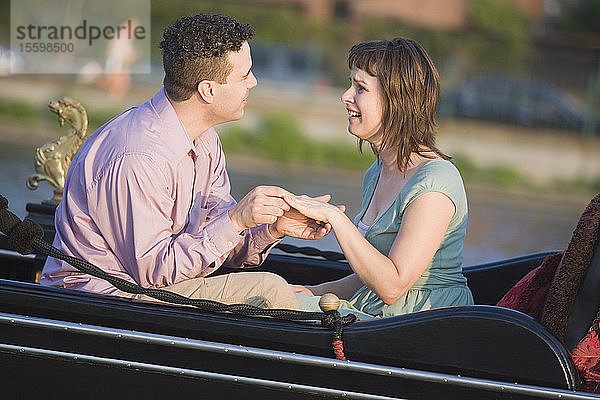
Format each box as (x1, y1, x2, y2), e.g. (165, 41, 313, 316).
(556, 0, 600, 33)
(0, 0, 597, 137)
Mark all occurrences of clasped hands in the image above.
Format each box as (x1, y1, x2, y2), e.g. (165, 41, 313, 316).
(228, 186, 344, 241)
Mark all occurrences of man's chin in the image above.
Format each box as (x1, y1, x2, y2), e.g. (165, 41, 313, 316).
(230, 112, 244, 122)
(219, 111, 245, 125)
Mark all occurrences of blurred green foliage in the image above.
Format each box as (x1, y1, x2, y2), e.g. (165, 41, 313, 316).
(220, 113, 375, 170)
(149, 0, 345, 58)
(0, 0, 8, 41)
(86, 110, 120, 131)
(0, 98, 39, 121)
(147, 0, 531, 86)
(555, 177, 600, 196)
(0, 97, 117, 131)
(0, 93, 597, 196)
(0, 0, 534, 87)
(453, 154, 526, 188)
(465, 0, 529, 72)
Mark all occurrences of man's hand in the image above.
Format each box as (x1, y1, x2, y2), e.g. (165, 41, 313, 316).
(270, 194, 345, 240)
(228, 186, 291, 233)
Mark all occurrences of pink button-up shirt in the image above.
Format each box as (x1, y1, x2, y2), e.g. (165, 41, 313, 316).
(41, 88, 279, 294)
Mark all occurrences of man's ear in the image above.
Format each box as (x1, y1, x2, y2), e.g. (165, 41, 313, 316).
(197, 80, 215, 104)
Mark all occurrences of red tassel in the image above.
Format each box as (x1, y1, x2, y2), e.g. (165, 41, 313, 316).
(332, 339, 346, 360)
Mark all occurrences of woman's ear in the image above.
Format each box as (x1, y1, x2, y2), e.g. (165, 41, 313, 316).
(197, 80, 214, 104)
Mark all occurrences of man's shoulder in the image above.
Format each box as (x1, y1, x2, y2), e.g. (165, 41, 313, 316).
(73, 104, 166, 174)
(95, 102, 175, 156)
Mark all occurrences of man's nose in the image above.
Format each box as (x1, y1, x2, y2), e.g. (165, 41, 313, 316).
(248, 71, 258, 88)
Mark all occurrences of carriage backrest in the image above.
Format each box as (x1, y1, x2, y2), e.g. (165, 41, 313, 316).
(565, 228, 600, 350)
(540, 193, 600, 344)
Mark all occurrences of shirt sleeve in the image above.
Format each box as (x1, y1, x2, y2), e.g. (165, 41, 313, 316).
(194, 131, 281, 269)
(88, 153, 276, 289)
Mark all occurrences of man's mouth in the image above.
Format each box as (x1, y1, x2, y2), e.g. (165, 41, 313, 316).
(347, 110, 361, 118)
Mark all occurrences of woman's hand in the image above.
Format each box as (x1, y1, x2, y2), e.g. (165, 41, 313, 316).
(283, 194, 345, 224)
(270, 194, 334, 240)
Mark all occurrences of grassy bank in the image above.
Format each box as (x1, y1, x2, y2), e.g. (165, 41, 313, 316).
(1, 96, 598, 197)
(220, 113, 600, 197)
(221, 113, 376, 171)
(0, 97, 120, 133)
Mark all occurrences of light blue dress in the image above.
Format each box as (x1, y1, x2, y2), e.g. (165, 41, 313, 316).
(297, 159, 473, 319)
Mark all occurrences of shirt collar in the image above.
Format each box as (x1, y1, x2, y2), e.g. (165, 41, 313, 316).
(149, 87, 200, 159)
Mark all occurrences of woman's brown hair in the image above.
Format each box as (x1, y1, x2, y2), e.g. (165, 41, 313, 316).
(348, 37, 450, 172)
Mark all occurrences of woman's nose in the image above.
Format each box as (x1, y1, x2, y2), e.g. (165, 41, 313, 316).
(341, 87, 353, 104)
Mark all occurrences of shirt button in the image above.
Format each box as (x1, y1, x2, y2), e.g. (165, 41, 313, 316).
(227, 241, 233, 247)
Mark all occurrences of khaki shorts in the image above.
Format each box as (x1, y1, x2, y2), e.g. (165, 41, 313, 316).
(115, 271, 299, 310)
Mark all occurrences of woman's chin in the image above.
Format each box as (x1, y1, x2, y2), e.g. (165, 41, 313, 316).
(347, 126, 360, 138)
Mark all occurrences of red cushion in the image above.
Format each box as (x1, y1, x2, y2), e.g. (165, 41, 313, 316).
(571, 324, 600, 393)
(496, 252, 563, 319)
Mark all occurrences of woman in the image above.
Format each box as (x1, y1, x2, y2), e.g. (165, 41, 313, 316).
(286, 38, 473, 318)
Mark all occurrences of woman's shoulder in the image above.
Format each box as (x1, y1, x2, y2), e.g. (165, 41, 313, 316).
(412, 159, 464, 189)
(403, 158, 467, 212)
(418, 158, 461, 178)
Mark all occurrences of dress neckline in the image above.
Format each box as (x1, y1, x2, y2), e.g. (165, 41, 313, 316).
(358, 158, 446, 233)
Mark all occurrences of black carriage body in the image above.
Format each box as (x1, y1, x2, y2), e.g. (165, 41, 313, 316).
(0, 202, 596, 399)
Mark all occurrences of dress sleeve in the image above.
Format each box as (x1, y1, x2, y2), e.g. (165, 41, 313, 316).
(401, 161, 468, 229)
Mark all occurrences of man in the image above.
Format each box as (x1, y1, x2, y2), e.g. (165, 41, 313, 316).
(40, 14, 330, 309)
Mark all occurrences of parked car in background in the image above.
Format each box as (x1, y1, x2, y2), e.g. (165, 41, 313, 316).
(452, 76, 593, 133)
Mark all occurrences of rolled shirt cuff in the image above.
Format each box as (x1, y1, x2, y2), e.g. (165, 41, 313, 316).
(202, 212, 244, 255)
(249, 224, 283, 253)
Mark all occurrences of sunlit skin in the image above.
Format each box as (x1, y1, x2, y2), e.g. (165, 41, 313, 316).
(341, 67, 384, 146)
(211, 41, 257, 123)
(288, 67, 457, 305)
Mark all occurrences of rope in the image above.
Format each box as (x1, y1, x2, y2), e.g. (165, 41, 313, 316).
(0, 195, 355, 359)
(326, 307, 347, 360)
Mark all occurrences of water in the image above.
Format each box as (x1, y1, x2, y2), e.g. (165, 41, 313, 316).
(225, 157, 584, 266)
(1, 142, 50, 216)
(1, 142, 586, 266)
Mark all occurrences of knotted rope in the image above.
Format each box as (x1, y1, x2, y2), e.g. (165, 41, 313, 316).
(0, 195, 355, 359)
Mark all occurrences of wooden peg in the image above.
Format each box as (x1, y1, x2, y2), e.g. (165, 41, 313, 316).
(319, 293, 341, 312)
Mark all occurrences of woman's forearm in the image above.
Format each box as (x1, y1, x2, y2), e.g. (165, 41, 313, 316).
(284, 194, 418, 304)
(309, 273, 364, 298)
(327, 210, 411, 304)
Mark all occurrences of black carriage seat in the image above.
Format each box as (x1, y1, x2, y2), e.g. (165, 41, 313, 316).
(565, 226, 600, 349)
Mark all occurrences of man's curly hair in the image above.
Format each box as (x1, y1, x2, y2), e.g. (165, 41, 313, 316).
(159, 14, 254, 101)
